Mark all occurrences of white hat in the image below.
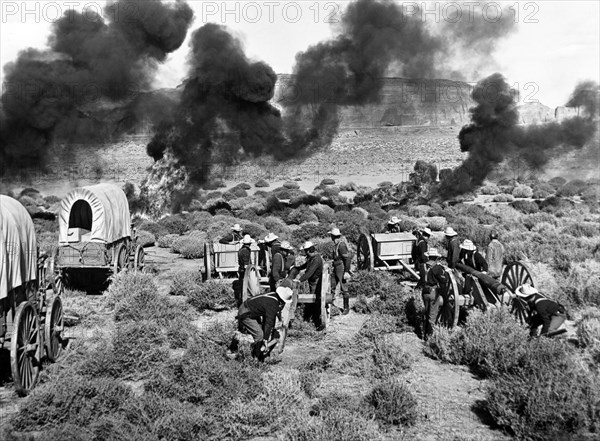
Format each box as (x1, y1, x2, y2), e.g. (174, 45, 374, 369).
(241, 234, 253, 244)
(231, 224, 242, 232)
(264, 233, 279, 243)
(301, 241, 314, 250)
(515, 284, 538, 297)
(444, 226, 458, 236)
(421, 227, 432, 236)
(329, 227, 341, 236)
(460, 239, 476, 251)
(280, 241, 293, 250)
(388, 216, 400, 224)
(276, 286, 293, 302)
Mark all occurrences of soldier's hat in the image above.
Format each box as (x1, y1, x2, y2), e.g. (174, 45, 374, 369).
(444, 226, 458, 236)
(460, 239, 476, 251)
(241, 235, 253, 244)
(280, 241, 293, 250)
(329, 227, 341, 236)
(421, 227, 432, 237)
(388, 216, 400, 224)
(515, 284, 538, 297)
(276, 286, 293, 302)
(301, 241, 315, 251)
(231, 224, 242, 232)
(264, 233, 279, 243)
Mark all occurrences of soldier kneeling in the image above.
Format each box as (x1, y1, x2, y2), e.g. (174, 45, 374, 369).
(228, 285, 293, 361)
(515, 284, 567, 337)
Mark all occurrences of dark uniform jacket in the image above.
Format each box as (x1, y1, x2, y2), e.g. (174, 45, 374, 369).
(333, 240, 351, 273)
(298, 253, 323, 285)
(238, 245, 252, 273)
(269, 240, 282, 258)
(426, 264, 448, 287)
(385, 224, 401, 233)
(220, 231, 243, 244)
(412, 238, 428, 265)
(446, 237, 461, 269)
(270, 251, 287, 285)
(528, 293, 566, 332)
(459, 250, 488, 272)
(237, 293, 284, 342)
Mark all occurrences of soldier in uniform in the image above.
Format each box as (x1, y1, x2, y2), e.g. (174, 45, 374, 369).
(444, 226, 460, 269)
(412, 227, 431, 288)
(292, 241, 324, 327)
(329, 228, 352, 315)
(264, 233, 281, 259)
(486, 231, 504, 279)
(236, 235, 253, 307)
(219, 224, 244, 244)
(515, 284, 567, 337)
(269, 241, 293, 292)
(385, 216, 401, 233)
(422, 256, 448, 340)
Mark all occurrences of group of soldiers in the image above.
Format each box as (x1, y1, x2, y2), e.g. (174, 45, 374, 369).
(224, 224, 351, 360)
(407, 222, 567, 340)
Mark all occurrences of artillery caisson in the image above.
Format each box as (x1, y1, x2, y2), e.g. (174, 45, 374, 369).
(1, 195, 63, 395)
(356, 232, 420, 280)
(434, 260, 537, 328)
(53, 184, 144, 290)
(203, 241, 270, 287)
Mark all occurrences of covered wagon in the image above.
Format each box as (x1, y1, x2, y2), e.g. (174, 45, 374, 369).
(1, 195, 62, 395)
(52, 183, 144, 290)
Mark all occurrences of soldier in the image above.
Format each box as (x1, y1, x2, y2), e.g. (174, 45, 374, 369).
(412, 227, 431, 288)
(236, 235, 253, 307)
(458, 239, 488, 272)
(292, 241, 324, 327)
(422, 258, 448, 340)
(228, 286, 294, 361)
(329, 228, 352, 315)
(486, 231, 504, 279)
(444, 226, 460, 269)
(385, 216, 401, 233)
(264, 233, 282, 259)
(515, 284, 567, 337)
(219, 224, 244, 244)
(269, 241, 293, 292)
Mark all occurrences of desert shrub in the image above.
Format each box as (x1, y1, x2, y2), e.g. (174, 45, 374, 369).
(260, 216, 291, 238)
(453, 222, 491, 249)
(480, 184, 500, 195)
(358, 314, 407, 340)
(511, 185, 533, 198)
(289, 193, 320, 207)
(522, 212, 558, 229)
(548, 176, 567, 188)
(509, 200, 539, 214)
(407, 205, 430, 217)
(157, 233, 179, 248)
(311, 204, 336, 223)
(577, 307, 600, 349)
(365, 379, 417, 427)
(559, 259, 600, 307)
(492, 193, 514, 202)
(377, 181, 393, 188)
(236, 182, 252, 190)
(582, 185, 600, 203)
(206, 191, 223, 200)
(369, 284, 415, 318)
(532, 188, 552, 199)
(561, 221, 600, 238)
(283, 181, 300, 190)
(255, 179, 270, 188)
(203, 179, 226, 190)
(371, 338, 413, 379)
(339, 182, 358, 191)
(320, 178, 335, 185)
(136, 230, 156, 247)
(332, 210, 370, 243)
(240, 221, 268, 239)
(312, 238, 335, 260)
(157, 215, 188, 235)
(291, 223, 330, 245)
(187, 280, 235, 311)
(397, 216, 418, 232)
(286, 206, 319, 225)
(169, 270, 203, 296)
(44, 195, 61, 205)
(533, 182, 554, 195)
(137, 220, 168, 238)
(171, 232, 206, 258)
(347, 270, 396, 299)
(286, 408, 382, 441)
(421, 216, 446, 231)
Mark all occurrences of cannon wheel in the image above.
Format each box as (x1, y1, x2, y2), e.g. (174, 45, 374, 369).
(319, 263, 331, 330)
(113, 243, 127, 274)
(133, 245, 145, 273)
(242, 264, 262, 303)
(10, 301, 42, 396)
(203, 243, 212, 280)
(48, 254, 64, 296)
(437, 268, 460, 328)
(357, 233, 374, 271)
(501, 261, 536, 325)
(45, 296, 64, 362)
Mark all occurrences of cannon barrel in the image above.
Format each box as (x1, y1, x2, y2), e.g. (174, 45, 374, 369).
(455, 263, 507, 296)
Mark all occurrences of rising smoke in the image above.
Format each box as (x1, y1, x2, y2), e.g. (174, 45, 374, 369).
(0, 0, 193, 174)
(440, 74, 599, 198)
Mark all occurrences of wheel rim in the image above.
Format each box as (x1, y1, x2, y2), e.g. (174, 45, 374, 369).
(135, 246, 145, 272)
(437, 268, 460, 328)
(320, 263, 330, 329)
(501, 262, 535, 325)
(204, 243, 212, 280)
(45, 296, 64, 362)
(357, 234, 373, 271)
(11, 302, 41, 395)
(49, 256, 64, 295)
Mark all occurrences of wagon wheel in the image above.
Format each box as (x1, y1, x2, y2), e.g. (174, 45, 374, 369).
(242, 264, 262, 303)
(436, 268, 460, 328)
(133, 245, 145, 273)
(45, 296, 64, 362)
(10, 301, 42, 396)
(112, 243, 127, 274)
(319, 263, 331, 330)
(48, 254, 64, 296)
(501, 261, 536, 325)
(203, 243, 212, 280)
(357, 233, 374, 271)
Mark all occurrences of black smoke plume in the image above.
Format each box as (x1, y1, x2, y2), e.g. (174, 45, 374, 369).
(284, 0, 444, 153)
(440, 74, 599, 198)
(0, 0, 193, 174)
(147, 23, 285, 183)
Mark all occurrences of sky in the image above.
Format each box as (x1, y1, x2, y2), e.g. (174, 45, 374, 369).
(0, 0, 598, 108)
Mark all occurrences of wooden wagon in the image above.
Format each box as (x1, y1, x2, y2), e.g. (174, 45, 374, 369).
(356, 232, 420, 280)
(52, 184, 144, 291)
(433, 260, 536, 328)
(203, 240, 270, 287)
(1, 195, 63, 395)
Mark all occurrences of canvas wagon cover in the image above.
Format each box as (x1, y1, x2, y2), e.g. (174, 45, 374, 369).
(59, 184, 131, 244)
(1, 195, 38, 299)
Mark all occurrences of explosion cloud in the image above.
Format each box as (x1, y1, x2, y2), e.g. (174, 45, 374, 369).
(0, 0, 193, 174)
(440, 75, 599, 198)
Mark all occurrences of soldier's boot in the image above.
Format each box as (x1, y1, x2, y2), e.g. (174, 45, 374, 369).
(343, 297, 350, 315)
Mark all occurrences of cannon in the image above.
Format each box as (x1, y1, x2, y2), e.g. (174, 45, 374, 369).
(434, 260, 536, 328)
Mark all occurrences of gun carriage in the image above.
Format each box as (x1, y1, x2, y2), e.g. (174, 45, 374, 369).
(356, 232, 420, 281)
(1, 195, 63, 395)
(52, 184, 144, 290)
